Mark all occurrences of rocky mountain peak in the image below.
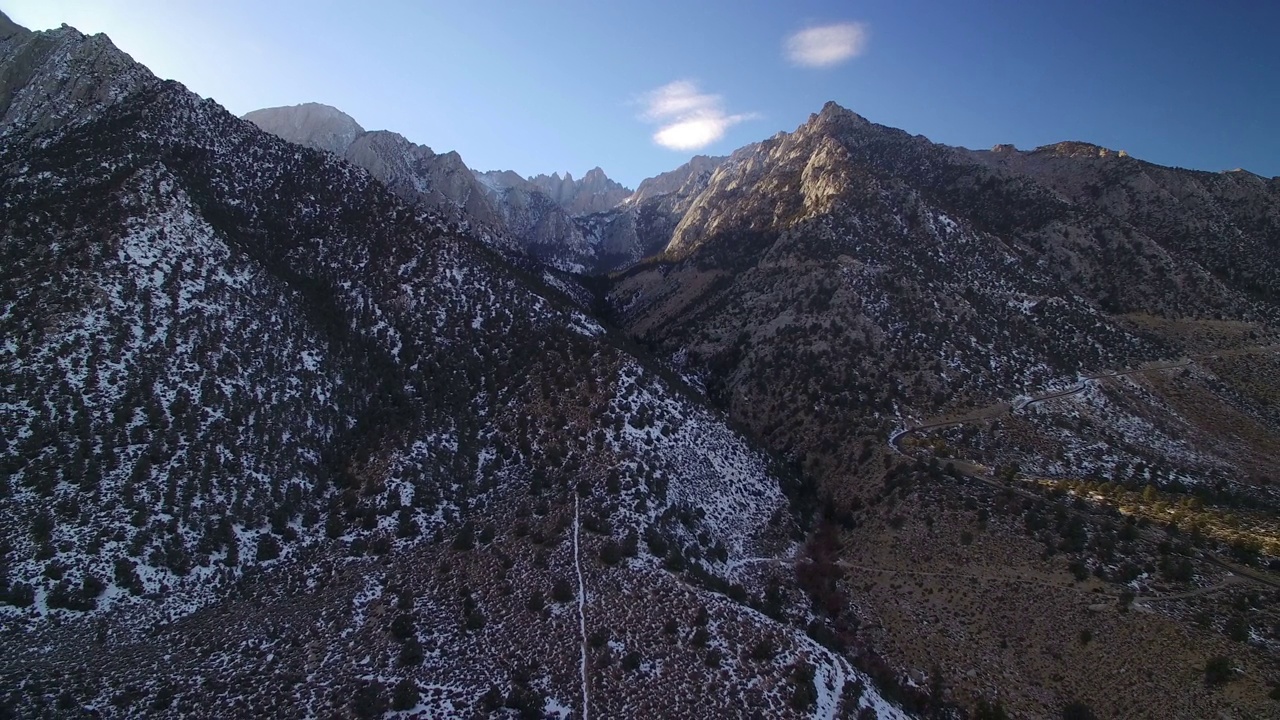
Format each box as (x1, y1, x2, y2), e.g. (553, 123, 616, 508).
(629, 155, 726, 206)
(437, 149, 466, 165)
(0, 16, 156, 139)
(527, 166, 632, 216)
(0, 9, 29, 41)
(810, 100, 871, 128)
(1033, 140, 1129, 159)
(663, 103, 903, 258)
(242, 102, 365, 155)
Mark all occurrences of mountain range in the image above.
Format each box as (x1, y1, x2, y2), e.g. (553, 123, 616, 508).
(2, 11, 1279, 720)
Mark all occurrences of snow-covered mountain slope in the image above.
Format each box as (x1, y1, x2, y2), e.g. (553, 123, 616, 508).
(0, 18, 909, 719)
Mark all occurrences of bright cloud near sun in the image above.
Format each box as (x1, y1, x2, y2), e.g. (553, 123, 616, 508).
(639, 80, 756, 151)
(785, 22, 869, 68)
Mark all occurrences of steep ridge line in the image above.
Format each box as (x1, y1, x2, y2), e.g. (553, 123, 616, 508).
(573, 494, 589, 720)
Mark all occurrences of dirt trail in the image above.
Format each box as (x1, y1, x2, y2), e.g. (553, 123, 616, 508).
(573, 495, 589, 720)
(1133, 574, 1245, 605)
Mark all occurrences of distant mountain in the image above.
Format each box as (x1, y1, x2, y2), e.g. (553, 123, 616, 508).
(627, 154, 726, 206)
(241, 102, 364, 155)
(616, 100, 1279, 462)
(469, 167, 596, 268)
(576, 155, 728, 271)
(247, 104, 661, 273)
(469, 163, 695, 275)
(527, 167, 632, 216)
(244, 103, 506, 235)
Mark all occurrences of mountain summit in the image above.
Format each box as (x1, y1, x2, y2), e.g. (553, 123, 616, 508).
(0, 12, 153, 138)
(0, 9, 27, 40)
(242, 102, 365, 155)
(527, 166, 632, 215)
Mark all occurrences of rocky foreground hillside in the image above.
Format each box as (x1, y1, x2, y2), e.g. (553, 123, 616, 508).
(4, 9, 1280, 720)
(0, 16, 907, 719)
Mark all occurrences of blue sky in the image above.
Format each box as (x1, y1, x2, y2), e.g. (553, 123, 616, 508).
(7, 0, 1278, 187)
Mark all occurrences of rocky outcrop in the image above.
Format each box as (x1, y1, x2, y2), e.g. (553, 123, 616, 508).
(0, 14, 154, 138)
(244, 103, 505, 234)
(1031, 140, 1130, 159)
(242, 102, 365, 155)
(0, 10, 27, 41)
(528, 166, 632, 215)
(343, 130, 504, 229)
(628, 154, 725, 205)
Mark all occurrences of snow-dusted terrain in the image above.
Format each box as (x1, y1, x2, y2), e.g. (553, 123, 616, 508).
(0, 14, 912, 719)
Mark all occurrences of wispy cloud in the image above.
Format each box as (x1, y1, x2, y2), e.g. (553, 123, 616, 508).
(785, 22, 869, 68)
(638, 80, 757, 151)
